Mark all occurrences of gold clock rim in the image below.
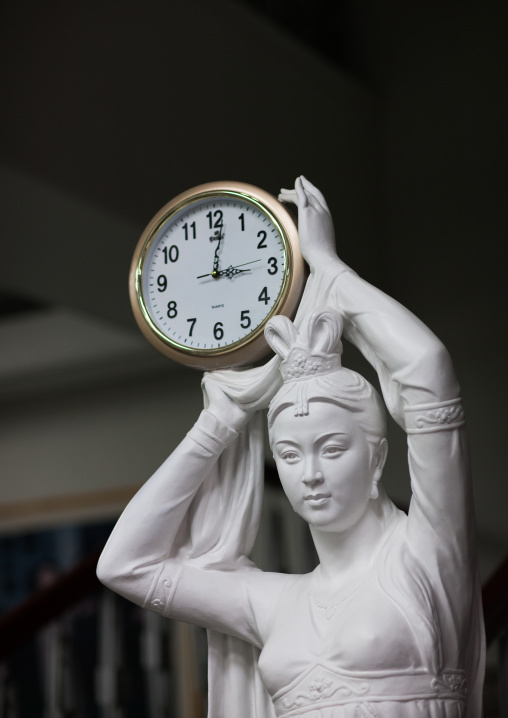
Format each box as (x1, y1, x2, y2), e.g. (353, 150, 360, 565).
(129, 181, 305, 369)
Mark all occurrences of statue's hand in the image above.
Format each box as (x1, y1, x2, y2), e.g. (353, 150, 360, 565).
(202, 375, 251, 432)
(279, 176, 338, 273)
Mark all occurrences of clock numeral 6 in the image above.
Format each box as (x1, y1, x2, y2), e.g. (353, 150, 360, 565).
(163, 245, 179, 263)
(157, 275, 167, 292)
(240, 310, 251, 329)
(267, 257, 278, 275)
(167, 301, 178, 318)
(213, 322, 224, 340)
(258, 287, 270, 305)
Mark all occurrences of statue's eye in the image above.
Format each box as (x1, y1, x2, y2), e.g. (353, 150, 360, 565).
(281, 450, 300, 463)
(322, 445, 344, 457)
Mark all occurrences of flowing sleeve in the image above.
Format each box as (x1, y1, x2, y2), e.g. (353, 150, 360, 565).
(325, 269, 477, 607)
(326, 268, 484, 716)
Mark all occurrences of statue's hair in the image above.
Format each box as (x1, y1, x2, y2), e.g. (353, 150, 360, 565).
(265, 307, 387, 448)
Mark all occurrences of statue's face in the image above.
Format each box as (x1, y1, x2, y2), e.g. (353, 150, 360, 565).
(271, 401, 379, 533)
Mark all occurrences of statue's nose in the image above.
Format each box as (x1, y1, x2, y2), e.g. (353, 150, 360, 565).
(302, 471, 324, 487)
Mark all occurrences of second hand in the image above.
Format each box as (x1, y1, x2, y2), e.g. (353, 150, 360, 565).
(197, 259, 261, 279)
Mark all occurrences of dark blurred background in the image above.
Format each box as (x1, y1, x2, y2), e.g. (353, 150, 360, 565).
(0, 0, 506, 624)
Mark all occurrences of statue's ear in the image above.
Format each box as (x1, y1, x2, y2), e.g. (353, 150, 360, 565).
(300, 307, 343, 355)
(265, 316, 298, 360)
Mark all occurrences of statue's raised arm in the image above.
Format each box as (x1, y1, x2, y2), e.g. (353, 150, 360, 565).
(98, 177, 484, 718)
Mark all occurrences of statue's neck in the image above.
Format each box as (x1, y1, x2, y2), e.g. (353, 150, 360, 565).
(309, 506, 384, 591)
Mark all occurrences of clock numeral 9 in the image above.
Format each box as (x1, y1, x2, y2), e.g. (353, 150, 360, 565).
(267, 257, 278, 275)
(187, 318, 196, 336)
(167, 301, 178, 318)
(213, 322, 224, 340)
(157, 275, 167, 292)
(240, 310, 251, 329)
(258, 287, 270, 305)
(257, 231, 267, 249)
(163, 245, 179, 263)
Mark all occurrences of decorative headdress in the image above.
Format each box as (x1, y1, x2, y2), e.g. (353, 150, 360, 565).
(265, 306, 343, 383)
(265, 307, 362, 420)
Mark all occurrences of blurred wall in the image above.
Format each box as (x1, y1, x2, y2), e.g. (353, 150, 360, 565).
(0, 0, 506, 577)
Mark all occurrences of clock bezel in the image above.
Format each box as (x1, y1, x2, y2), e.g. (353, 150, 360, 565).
(129, 181, 305, 369)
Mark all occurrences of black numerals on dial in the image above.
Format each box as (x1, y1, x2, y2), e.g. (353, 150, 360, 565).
(258, 287, 270, 305)
(167, 301, 178, 318)
(238, 213, 245, 231)
(213, 322, 224, 340)
(163, 245, 179, 263)
(240, 310, 251, 329)
(182, 222, 196, 240)
(257, 231, 267, 249)
(157, 275, 167, 292)
(187, 318, 196, 336)
(207, 210, 223, 229)
(267, 257, 278, 275)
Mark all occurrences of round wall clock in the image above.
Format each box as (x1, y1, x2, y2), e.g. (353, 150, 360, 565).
(129, 181, 305, 369)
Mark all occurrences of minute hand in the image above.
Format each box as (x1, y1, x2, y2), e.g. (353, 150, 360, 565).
(197, 259, 261, 279)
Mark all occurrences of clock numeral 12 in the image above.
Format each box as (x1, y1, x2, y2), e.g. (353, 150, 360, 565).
(207, 210, 223, 229)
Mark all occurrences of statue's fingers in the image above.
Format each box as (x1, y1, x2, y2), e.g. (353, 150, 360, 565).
(278, 188, 298, 204)
(295, 176, 310, 208)
(300, 175, 330, 212)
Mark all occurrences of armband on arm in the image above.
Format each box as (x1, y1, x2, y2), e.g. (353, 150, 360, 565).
(404, 398, 465, 434)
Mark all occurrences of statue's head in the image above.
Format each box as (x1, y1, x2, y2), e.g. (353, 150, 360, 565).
(265, 307, 388, 532)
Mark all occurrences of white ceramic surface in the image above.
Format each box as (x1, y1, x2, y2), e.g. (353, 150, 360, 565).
(98, 178, 484, 717)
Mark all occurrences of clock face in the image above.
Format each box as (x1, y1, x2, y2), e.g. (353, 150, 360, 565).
(130, 183, 304, 368)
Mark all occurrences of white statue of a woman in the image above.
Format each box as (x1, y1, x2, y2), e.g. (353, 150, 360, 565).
(98, 178, 485, 717)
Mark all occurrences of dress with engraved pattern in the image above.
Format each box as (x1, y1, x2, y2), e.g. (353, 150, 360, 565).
(148, 396, 481, 718)
(97, 261, 484, 718)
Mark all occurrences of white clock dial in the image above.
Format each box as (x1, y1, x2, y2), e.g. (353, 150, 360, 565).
(142, 196, 285, 352)
(130, 182, 304, 369)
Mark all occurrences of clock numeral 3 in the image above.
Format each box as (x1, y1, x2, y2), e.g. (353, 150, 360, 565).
(167, 301, 178, 318)
(213, 322, 224, 340)
(157, 275, 167, 292)
(258, 287, 270, 305)
(267, 257, 278, 275)
(240, 310, 251, 329)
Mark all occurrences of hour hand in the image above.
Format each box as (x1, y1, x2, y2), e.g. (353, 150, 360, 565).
(197, 259, 261, 280)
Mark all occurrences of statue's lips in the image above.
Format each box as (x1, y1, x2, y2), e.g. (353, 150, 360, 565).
(304, 493, 331, 506)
